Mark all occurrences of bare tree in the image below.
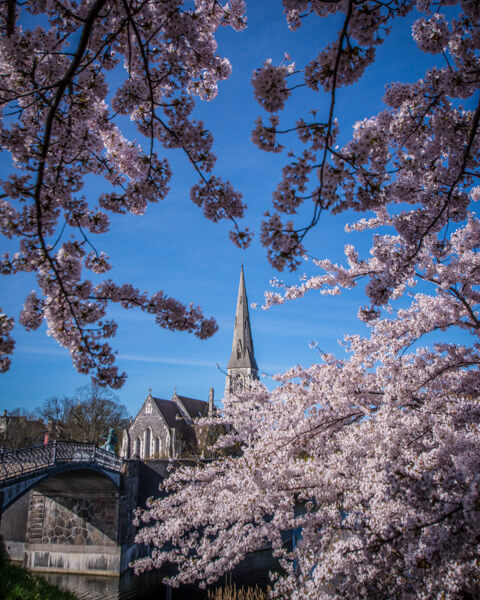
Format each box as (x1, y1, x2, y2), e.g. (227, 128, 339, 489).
(37, 384, 129, 448)
(36, 396, 76, 441)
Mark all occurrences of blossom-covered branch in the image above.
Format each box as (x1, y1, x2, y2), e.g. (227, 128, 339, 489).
(0, 0, 248, 386)
(253, 0, 479, 277)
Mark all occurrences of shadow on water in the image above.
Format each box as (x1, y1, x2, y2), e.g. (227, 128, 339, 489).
(40, 549, 276, 600)
(42, 570, 208, 600)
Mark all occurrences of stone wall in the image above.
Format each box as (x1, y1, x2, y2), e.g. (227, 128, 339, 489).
(118, 459, 141, 550)
(0, 489, 30, 561)
(1, 489, 30, 541)
(24, 543, 122, 575)
(27, 490, 118, 546)
(1, 459, 200, 575)
(22, 469, 122, 575)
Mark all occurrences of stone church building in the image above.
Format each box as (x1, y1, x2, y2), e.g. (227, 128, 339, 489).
(120, 266, 259, 460)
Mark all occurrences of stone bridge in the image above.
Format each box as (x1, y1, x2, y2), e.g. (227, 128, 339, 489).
(0, 444, 173, 576)
(0, 441, 123, 512)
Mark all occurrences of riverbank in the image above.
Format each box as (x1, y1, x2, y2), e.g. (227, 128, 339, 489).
(0, 560, 78, 600)
(0, 539, 276, 600)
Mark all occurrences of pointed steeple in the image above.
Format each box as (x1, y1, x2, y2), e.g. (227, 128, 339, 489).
(228, 265, 258, 371)
(225, 266, 258, 396)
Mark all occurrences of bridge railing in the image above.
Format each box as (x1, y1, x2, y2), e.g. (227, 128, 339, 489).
(0, 441, 123, 485)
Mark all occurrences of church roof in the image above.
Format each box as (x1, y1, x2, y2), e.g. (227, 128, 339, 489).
(151, 397, 183, 429)
(227, 265, 258, 371)
(174, 394, 209, 420)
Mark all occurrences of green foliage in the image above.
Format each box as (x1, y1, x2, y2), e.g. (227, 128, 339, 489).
(0, 562, 77, 600)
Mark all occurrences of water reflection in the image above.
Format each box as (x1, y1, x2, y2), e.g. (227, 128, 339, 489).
(41, 572, 122, 600)
(42, 570, 209, 600)
(41, 549, 275, 600)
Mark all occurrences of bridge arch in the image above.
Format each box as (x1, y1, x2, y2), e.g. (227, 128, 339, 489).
(0, 441, 123, 512)
(1, 462, 121, 512)
(25, 469, 119, 546)
(0, 444, 126, 574)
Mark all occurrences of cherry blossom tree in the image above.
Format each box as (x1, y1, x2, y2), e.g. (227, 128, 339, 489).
(134, 1, 480, 598)
(0, 0, 250, 387)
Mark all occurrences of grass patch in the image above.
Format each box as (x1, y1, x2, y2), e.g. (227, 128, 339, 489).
(0, 561, 78, 600)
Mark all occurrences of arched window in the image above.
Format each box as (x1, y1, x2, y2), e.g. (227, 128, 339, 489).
(234, 374, 243, 393)
(165, 433, 171, 458)
(144, 427, 151, 459)
(155, 437, 160, 457)
(135, 437, 141, 457)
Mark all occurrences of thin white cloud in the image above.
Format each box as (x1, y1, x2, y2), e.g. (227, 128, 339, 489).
(18, 345, 64, 357)
(119, 353, 215, 367)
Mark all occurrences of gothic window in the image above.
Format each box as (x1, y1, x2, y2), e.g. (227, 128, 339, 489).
(234, 374, 243, 393)
(155, 437, 160, 457)
(165, 433, 171, 458)
(236, 339, 243, 359)
(144, 427, 151, 459)
(145, 402, 152, 414)
(135, 437, 141, 457)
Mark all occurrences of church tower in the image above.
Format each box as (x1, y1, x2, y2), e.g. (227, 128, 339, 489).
(225, 265, 259, 396)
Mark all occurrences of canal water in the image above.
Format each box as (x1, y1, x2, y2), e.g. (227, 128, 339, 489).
(41, 570, 207, 600)
(40, 549, 275, 600)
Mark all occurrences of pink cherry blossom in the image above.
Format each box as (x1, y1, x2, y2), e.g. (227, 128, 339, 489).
(412, 14, 450, 54)
(0, 0, 249, 386)
(135, 2, 480, 598)
(0, 310, 15, 372)
(252, 60, 292, 113)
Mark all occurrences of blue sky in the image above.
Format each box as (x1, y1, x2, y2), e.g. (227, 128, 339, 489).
(0, 2, 468, 418)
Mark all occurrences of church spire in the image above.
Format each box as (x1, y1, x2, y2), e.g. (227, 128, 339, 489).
(225, 265, 258, 395)
(228, 265, 257, 371)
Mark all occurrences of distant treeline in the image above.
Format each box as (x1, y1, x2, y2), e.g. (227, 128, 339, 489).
(1, 384, 129, 450)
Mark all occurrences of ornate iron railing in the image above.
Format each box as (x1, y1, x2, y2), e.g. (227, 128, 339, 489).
(0, 441, 123, 485)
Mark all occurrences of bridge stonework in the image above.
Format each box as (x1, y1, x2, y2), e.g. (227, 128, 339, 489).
(23, 469, 121, 574)
(27, 490, 118, 546)
(0, 449, 171, 576)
